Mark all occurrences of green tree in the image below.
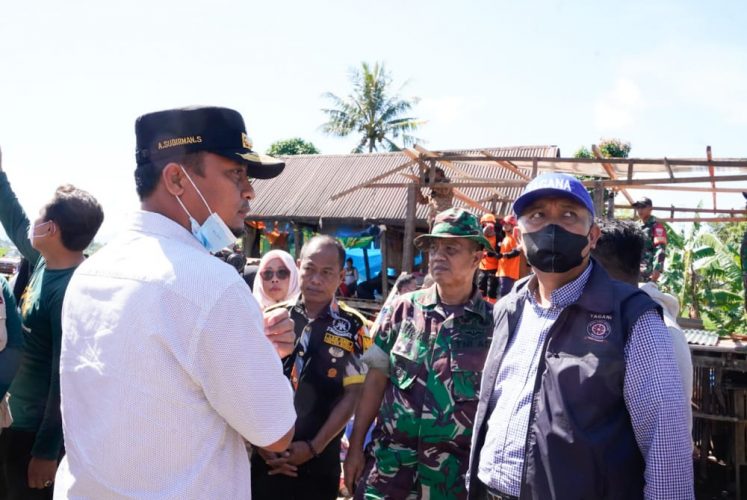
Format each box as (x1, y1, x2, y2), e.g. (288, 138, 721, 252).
(597, 138, 631, 158)
(662, 221, 746, 335)
(321, 62, 424, 153)
(573, 138, 631, 217)
(267, 138, 320, 156)
(573, 146, 593, 159)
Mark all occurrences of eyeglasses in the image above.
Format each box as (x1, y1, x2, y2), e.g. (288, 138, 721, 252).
(260, 269, 291, 281)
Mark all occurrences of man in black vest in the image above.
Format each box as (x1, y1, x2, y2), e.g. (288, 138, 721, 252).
(466, 173, 693, 500)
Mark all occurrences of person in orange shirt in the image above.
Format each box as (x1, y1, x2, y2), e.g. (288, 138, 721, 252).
(478, 214, 502, 303)
(496, 215, 521, 298)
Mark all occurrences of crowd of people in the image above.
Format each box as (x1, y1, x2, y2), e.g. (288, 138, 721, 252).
(0, 105, 702, 499)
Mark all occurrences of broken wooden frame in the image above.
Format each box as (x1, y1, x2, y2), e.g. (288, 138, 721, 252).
(330, 145, 747, 271)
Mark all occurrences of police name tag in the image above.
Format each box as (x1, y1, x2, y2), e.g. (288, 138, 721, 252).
(323, 332, 353, 352)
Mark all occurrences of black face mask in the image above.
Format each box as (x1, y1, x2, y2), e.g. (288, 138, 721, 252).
(522, 224, 590, 273)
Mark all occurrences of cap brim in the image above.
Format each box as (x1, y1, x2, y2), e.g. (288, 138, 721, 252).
(212, 150, 285, 179)
(631, 202, 648, 208)
(238, 151, 285, 179)
(413, 233, 495, 251)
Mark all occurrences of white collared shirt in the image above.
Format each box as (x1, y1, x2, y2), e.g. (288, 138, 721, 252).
(55, 210, 295, 499)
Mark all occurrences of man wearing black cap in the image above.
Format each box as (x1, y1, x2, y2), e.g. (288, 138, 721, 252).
(466, 173, 692, 499)
(55, 107, 296, 499)
(632, 197, 668, 283)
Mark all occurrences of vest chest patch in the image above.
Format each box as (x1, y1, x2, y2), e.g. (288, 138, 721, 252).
(586, 313, 613, 342)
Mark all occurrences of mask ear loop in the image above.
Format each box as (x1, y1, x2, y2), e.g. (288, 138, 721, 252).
(174, 194, 196, 221)
(179, 165, 215, 215)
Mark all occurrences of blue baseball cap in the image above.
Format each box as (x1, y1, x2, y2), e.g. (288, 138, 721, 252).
(513, 172, 595, 217)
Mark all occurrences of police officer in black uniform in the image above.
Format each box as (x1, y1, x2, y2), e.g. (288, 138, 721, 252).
(251, 235, 371, 500)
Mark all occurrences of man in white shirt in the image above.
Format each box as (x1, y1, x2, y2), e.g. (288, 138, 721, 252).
(55, 106, 296, 499)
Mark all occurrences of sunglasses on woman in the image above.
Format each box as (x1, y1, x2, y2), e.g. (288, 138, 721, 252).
(260, 269, 291, 281)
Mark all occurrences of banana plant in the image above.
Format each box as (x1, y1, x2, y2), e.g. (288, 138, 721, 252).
(661, 221, 746, 336)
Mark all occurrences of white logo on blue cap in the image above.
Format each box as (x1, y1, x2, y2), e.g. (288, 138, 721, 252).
(527, 176, 572, 192)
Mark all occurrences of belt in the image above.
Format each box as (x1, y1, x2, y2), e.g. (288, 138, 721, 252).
(485, 485, 519, 500)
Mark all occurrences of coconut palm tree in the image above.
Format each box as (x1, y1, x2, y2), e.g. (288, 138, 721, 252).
(321, 62, 424, 153)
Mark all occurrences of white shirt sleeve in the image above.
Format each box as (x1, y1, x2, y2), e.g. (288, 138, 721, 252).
(188, 281, 295, 448)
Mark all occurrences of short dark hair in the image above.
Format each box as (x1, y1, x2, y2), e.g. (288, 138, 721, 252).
(591, 219, 645, 284)
(43, 185, 104, 251)
(301, 235, 346, 270)
(134, 152, 206, 200)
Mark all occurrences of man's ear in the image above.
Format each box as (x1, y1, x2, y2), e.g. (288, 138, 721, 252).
(162, 163, 186, 197)
(588, 224, 602, 250)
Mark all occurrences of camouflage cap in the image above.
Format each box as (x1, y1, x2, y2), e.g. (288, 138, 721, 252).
(414, 208, 494, 251)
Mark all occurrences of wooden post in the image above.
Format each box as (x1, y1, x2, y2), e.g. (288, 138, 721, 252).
(363, 247, 371, 280)
(380, 226, 389, 299)
(593, 180, 604, 217)
(293, 224, 303, 259)
(402, 184, 416, 272)
(606, 193, 615, 219)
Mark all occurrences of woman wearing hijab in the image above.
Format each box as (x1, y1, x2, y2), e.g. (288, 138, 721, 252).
(252, 250, 300, 310)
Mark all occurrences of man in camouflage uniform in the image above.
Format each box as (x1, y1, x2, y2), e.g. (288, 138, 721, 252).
(632, 197, 667, 282)
(344, 208, 494, 500)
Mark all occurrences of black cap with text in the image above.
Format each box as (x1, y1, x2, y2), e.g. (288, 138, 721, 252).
(135, 106, 284, 179)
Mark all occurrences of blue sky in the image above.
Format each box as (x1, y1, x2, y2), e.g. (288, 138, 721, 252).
(1, 0, 745, 240)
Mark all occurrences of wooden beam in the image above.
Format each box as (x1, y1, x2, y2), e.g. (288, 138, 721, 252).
(707, 146, 717, 210)
(478, 151, 531, 180)
(656, 217, 747, 223)
(362, 173, 747, 190)
(591, 144, 635, 205)
(380, 226, 388, 299)
(614, 205, 747, 215)
(402, 185, 417, 272)
(329, 158, 418, 201)
(592, 180, 605, 218)
(407, 145, 515, 204)
(625, 184, 747, 193)
(663, 157, 675, 179)
(412, 155, 747, 168)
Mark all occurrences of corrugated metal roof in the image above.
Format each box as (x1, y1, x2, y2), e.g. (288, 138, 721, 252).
(247, 146, 559, 227)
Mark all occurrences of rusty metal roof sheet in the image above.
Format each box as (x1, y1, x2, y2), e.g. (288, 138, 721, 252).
(247, 145, 559, 227)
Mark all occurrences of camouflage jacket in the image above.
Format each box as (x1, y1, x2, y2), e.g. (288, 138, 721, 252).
(641, 215, 667, 278)
(362, 285, 493, 500)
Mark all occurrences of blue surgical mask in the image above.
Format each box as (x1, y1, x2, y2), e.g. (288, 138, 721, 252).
(175, 166, 238, 253)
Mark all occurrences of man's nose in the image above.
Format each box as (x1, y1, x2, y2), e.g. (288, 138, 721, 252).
(241, 179, 255, 200)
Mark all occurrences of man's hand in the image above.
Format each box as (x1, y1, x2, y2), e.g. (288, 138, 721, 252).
(343, 446, 366, 495)
(27, 457, 57, 489)
(257, 448, 299, 477)
(651, 270, 661, 282)
(285, 440, 314, 466)
(263, 308, 296, 358)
